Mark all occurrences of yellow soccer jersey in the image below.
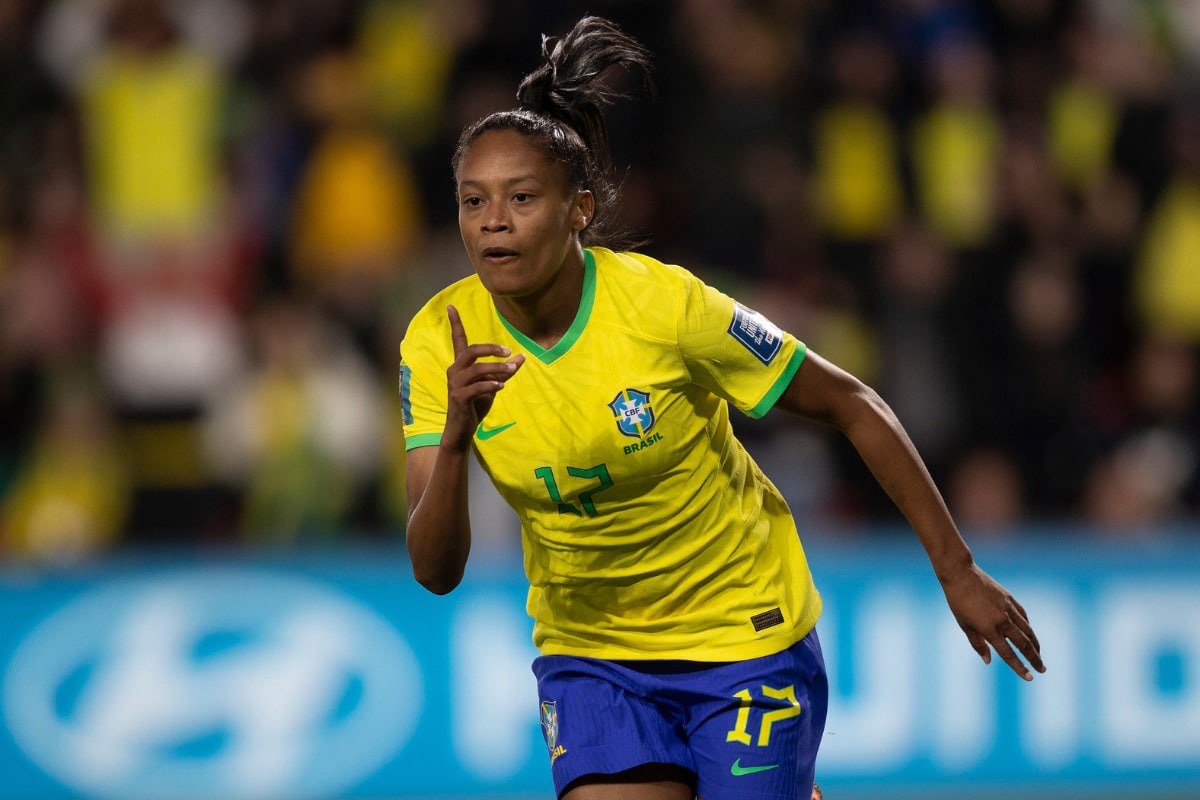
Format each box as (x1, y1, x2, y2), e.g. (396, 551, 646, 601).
(400, 247, 822, 661)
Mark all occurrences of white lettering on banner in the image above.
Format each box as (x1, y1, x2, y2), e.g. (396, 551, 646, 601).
(819, 587, 919, 770)
(451, 595, 540, 781)
(816, 577, 1200, 777)
(1099, 582, 1200, 765)
(932, 606, 992, 771)
(1018, 587, 1080, 769)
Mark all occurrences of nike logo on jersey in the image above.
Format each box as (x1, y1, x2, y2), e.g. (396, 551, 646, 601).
(476, 421, 516, 440)
(730, 758, 780, 776)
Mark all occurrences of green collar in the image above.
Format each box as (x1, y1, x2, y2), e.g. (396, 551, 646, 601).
(493, 248, 596, 365)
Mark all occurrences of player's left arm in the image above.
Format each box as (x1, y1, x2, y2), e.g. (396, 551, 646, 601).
(775, 349, 1047, 681)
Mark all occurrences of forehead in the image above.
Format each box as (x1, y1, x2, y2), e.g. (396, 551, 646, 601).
(456, 129, 564, 186)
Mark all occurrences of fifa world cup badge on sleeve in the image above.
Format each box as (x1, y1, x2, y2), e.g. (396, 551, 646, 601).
(728, 304, 783, 364)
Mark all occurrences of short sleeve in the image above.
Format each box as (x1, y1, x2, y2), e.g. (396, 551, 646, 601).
(677, 274, 806, 418)
(398, 308, 452, 450)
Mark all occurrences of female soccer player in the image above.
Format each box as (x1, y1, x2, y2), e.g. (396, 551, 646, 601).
(399, 16, 1044, 800)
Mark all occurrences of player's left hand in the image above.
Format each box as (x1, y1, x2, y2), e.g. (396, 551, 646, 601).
(940, 563, 1045, 681)
(443, 304, 525, 450)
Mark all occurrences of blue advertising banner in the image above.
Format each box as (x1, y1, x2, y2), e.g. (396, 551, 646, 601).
(0, 534, 1197, 799)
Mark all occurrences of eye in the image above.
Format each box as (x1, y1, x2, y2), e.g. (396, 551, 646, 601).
(512, 192, 533, 203)
(461, 196, 483, 207)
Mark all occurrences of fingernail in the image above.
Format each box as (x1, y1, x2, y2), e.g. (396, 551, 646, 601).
(500, 346, 511, 355)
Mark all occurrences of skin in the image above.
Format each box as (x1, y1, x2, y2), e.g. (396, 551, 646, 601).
(456, 128, 595, 347)
(407, 128, 590, 593)
(775, 352, 1044, 680)
(405, 128, 1045, 800)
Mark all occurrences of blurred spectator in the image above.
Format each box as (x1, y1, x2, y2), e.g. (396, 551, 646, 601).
(1082, 333, 1200, 529)
(810, 22, 906, 308)
(999, 247, 1094, 513)
(1047, 12, 1120, 194)
(0, 0, 67, 240)
(0, 113, 92, 562)
(43, 0, 237, 241)
(36, 0, 258, 544)
(910, 28, 1001, 250)
(996, 117, 1073, 246)
(873, 220, 963, 475)
(356, 0, 482, 151)
(666, 0, 810, 278)
(0, 0, 73, 490)
(1134, 102, 1200, 342)
(202, 297, 384, 543)
(286, 47, 425, 349)
(2, 0, 1199, 557)
(946, 445, 1027, 535)
(0, 370, 130, 564)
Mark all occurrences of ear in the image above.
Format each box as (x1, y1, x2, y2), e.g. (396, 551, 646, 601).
(573, 190, 595, 232)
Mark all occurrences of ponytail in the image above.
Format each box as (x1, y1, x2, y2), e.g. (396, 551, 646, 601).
(451, 16, 653, 251)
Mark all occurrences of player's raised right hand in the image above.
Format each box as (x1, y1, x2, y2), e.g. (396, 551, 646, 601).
(444, 304, 525, 449)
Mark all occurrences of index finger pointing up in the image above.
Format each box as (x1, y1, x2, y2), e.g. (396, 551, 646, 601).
(447, 305, 468, 357)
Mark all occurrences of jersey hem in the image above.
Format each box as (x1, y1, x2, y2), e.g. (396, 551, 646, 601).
(534, 605, 821, 663)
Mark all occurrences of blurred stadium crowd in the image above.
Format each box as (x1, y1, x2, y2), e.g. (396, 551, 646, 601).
(0, 0, 1197, 563)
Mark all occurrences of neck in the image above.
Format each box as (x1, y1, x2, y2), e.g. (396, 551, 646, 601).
(494, 246, 587, 349)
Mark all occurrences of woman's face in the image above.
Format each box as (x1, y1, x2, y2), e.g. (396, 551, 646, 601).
(456, 129, 593, 301)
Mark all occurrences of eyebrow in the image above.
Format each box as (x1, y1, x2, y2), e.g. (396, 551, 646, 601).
(457, 175, 542, 190)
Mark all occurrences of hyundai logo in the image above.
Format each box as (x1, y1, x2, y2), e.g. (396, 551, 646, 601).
(3, 568, 422, 799)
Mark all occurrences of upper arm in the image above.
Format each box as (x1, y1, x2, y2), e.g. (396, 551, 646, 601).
(398, 313, 450, 519)
(404, 445, 439, 522)
(774, 348, 880, 428)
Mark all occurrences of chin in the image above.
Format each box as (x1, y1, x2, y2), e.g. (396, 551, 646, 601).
(476, 273, 524, 298)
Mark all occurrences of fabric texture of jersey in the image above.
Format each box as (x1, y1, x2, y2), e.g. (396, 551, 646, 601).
(533, 628, 828, 799)
(399, 247, 822, 661)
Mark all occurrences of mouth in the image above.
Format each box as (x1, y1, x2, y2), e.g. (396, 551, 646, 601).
(482, 247, 519, 264)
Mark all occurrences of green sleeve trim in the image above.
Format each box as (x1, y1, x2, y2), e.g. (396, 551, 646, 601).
(746, 343, 807, 419)
(404, 432, 442, 451)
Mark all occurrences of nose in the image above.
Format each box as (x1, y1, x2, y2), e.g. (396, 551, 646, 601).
(483, 203, 510, 232)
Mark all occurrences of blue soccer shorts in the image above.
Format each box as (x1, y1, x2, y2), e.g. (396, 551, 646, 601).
(532, 627, 828, 799)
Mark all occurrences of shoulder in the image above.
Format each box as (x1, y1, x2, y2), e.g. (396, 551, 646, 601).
(590, 247, 706, 305)
(590, 248, 725, 344)
(408, 274, 487, 327)
(592, 247, 695, 282)
(401, 274, 488, 352)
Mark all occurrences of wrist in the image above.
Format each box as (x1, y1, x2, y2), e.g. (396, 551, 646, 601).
(931, 543, 975, 585)
(440, 418, 478, 453)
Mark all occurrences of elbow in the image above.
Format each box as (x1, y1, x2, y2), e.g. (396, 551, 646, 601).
(405, 516, 468, 595)
(418, 575, 463, 596)
(857, 381, 895, 419)
(834, 379, 894, 432)
(411, 562, 465, 596)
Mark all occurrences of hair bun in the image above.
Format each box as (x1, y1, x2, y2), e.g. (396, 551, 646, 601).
(516, 34, 564, 113)
(516, 16, 651, 120)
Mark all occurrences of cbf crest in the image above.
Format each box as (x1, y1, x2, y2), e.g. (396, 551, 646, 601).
(608, 388, 655, 438)
(540, 700, 567, 765)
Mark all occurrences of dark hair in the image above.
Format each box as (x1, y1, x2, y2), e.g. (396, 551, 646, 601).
(451, 16, 653, 251)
